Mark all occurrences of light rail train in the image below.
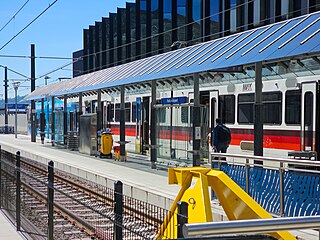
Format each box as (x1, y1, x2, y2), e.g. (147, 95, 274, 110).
(34, 74, 320, 162)
(83, 74, 320, 162)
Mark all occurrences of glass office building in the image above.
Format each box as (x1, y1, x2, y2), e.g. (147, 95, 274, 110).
(73, 0, 320, 77)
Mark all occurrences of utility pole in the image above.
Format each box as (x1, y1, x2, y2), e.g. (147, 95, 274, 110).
(4, 67, 8, 134)
(31, 44, 36, 142)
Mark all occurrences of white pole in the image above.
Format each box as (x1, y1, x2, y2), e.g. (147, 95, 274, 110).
(13, 81, 20, 139)
(15, 87, 17, 138)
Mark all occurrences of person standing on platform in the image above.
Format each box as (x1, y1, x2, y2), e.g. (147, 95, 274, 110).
(212, 118, 231, 153)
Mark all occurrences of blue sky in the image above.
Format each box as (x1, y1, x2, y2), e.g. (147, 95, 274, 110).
(0, 0, 135, 97)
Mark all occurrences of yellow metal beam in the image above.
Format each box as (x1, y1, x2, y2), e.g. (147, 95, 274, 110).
(158, 167, 295, 240)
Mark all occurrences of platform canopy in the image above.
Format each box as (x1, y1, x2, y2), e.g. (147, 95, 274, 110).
(26, 11, 320, 101)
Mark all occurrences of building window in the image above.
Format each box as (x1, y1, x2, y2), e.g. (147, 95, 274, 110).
(163, 0, 172, 52)
(140, 0, 147, 58)
(151, 0, 159, 54)
(285, 90, 301, 124)
(209, 0, 220, 39)
(177, 0, 187, 41)
(192, 0, 201, 41)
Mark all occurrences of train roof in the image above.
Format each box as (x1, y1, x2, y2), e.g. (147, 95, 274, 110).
(25, 11, 320, 101)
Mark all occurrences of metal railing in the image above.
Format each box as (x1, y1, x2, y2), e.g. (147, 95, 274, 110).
(211, 152, 320, 217)
(0, 147, 185, 240)
(183, 215, 320, 239)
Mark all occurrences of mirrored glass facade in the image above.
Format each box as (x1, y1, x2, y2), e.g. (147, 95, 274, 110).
(77, 0, 318, 76)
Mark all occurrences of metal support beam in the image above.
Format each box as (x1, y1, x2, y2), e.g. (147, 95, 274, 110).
(31, 44, 36, 142)
(4, 67, 8, 134)
(40, 98, 45, 144)
(120, 85, 126, 161)
(0, 146, 1, 208)
(114, 181, 123, 240)
(177, 201, 188, 238)
(150, 80, 157, 169)
(16, 151, 21, 231)
(78, 92, 83, 135)
(97, 89, 102, 132)
(48, 161, 54, 240)
(63, 95, 68, 147)
(51, 97, 55, 146)
(254, 62, 263, 161)
(193, 72, 201, 166)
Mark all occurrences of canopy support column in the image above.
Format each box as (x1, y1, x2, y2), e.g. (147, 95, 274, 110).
(150, 80, 157, 169)
(78, 92, 82, 135)
(51, 97, 55, 146)
(63, 95, 68, 147)
(193, 73, 201, 166)
(254, 61, 263, 161)
(31, 44, 36, 142)
(120, 85, 126, 161)
(97, 90, 102, 132)
(40, 98, 45, 144)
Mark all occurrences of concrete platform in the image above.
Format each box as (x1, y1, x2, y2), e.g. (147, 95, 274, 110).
(0, 211, 24, 240)
(0, 134, 318, 240)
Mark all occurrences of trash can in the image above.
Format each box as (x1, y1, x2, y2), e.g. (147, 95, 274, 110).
(114, 146, 127, 161)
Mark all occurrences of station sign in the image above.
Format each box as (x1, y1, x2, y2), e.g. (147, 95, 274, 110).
(161, 96, 188, 105)
(7, 104, 27, 113)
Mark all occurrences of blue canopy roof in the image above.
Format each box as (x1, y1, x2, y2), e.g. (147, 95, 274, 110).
(26, 11, 320, 100)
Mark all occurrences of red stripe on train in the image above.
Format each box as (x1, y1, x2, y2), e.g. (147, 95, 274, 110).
(110, 125, 301, 150)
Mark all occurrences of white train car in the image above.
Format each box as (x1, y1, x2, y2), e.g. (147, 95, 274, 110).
(82, 74, 320, 162)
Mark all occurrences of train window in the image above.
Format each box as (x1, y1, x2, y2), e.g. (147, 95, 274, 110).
(132, 102, 136, 122)
(115, 103, 120, 122)
(219, 95, 235, 124)
(181, 106, 188, 123)
(107, 104, 114, 122)
(157, 108, 166, 123)
(263, 92, 282, 124)
(285, 90, 301, 124)
(125, 102, 131, 122)
(238, 93, 254, 124)
(114, 103, 131, 122)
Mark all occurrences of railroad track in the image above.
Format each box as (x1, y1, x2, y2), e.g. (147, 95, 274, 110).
(1, 155, 166, 239)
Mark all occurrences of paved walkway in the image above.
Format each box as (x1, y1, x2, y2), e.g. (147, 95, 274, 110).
(0, 134, 180, 200)
(0, 134, 317, 240)
(0, 211, 24, 240)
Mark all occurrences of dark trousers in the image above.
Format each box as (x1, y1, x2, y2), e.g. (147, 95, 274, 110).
(214, 145, 228, 164)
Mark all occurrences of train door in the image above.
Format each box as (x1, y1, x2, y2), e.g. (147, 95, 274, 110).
(209, 90, 219, 144)
(141, 97, 150, 154)
(301, 82, 318, 152)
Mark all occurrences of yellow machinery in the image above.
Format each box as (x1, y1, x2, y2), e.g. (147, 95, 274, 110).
(100, 132, 113, 158)
(157, 167, 295, 240)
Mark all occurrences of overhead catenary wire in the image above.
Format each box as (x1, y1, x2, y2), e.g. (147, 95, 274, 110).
(0, 0, 59, 52)
(0, 0, 30, 33)
(4, 1, 320, 87)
